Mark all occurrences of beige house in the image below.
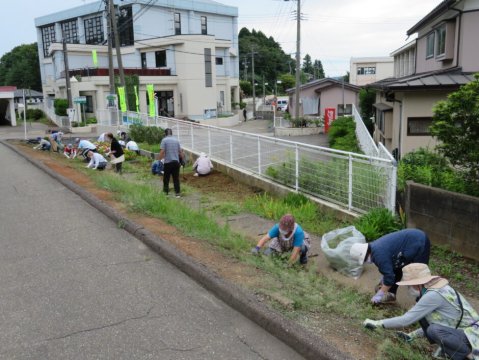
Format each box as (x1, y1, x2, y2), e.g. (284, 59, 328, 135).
(369, 0, 478, 158)
(286, 78, 360, 117)
(349, 57, 394, 86)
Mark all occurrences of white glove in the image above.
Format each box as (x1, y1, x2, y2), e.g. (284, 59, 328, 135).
(363, 319, 384, 330)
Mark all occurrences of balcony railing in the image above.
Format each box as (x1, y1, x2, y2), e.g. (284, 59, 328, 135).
(61, 67, 172, 78)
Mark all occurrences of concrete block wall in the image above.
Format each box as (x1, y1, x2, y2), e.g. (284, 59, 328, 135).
(405, 181, 479, 260)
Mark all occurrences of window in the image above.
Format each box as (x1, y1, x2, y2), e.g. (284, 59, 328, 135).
(407, 117, 432, 135)
(41, 24, 56, 57)
(426, 32, 435, 59)
(174, 13, 181, 35)
(204, 48, 212, 87)
(357, 66, 376, 75)
(436, 24, 446, 57)
(215, 57, 223, 65)
(118, 6, 134, 46)
(155, 50, 166, 67)
(201, 16, 207, 35)
(84, 16, 104, 45)
(61, 19, 79, 44)
(84, 95, 94, 113)
(337, 104, 352, 116)
(141, 53, 147, 69)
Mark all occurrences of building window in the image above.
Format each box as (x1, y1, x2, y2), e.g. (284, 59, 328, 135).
(155, 50, 166, 67)
(118, 5, 134, 46)
(337, 104, 352, 116)
(41, 24, 56, 57)
(204, 48, 212, 87)
(61, 19, 79, 44)
(426, 32, 435, 59)
(201, 16, 207, 35)
(215, 57, 223, 65)
(141, 53, 147, 69)
(407, 117, 432, 135)
(435, 24, 446, 57)
(84, 95, 94, 113)
(174, 13, 181, 35)
(357, 66, 376, 75)
(84, 16, 104, 45)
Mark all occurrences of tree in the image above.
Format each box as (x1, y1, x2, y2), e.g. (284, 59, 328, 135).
(313, 60, 325, 79)
(430, 74, 479, 184)
(342, 71, 350, 83)
(302, 54, 314, 75)
(359, 88, 376, 134)
(0, 43, 41, 91)
(278, 73, 295, 93)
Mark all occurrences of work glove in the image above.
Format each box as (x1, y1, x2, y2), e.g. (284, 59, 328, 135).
(251, 246, 260, 255)
(371, 289, 385, 304)
(363, 319, 384, 330)
(396, 331, 414, 343)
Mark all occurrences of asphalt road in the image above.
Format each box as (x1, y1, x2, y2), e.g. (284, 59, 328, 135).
(0, 142, 303, 360)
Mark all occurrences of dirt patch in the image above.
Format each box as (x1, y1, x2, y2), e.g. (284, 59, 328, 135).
(12, 141, 379, 360)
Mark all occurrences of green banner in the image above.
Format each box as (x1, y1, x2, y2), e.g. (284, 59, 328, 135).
(118, 86, 127, 112)
(92, 50, 98, 67)
(134, 85, 139, 113)
(147, 84, 155, 117)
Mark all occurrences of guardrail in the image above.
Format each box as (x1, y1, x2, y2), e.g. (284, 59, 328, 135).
(97, 109, 397, 213)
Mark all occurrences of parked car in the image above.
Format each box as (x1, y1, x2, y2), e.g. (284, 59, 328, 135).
(276, 99, 288, 111)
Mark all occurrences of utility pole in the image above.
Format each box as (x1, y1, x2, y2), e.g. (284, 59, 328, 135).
(62, 28, 73, 109)
(294, 0, 301, 120)
(109, 0, 126, 91)
(251, 48, 256, 119)
(106, 0, 115, 98)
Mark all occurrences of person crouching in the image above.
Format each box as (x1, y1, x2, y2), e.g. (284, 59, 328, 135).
(86, 150, 107, 170)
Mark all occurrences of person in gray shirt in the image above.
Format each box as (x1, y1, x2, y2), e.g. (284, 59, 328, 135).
(158, 128, 185, 197)
(363, 263, 478, 360)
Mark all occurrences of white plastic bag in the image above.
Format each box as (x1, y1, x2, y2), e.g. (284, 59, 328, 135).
(321, 225, 366, 279)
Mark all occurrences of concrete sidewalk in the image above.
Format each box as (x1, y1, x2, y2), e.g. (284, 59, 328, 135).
(0, 142, 305, 359)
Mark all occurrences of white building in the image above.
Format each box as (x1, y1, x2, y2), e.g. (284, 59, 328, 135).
(34, 0, 240, 120)
(349, 57, 394, 86)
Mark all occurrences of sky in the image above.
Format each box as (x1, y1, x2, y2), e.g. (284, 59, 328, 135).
(1, 0, 443, 77)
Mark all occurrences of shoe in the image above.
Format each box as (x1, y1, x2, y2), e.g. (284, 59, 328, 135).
(193, 173, 199, 177)
(379, 292, 396, 304)
(175, 194, 181, 198)
(432, 346, 446, 359)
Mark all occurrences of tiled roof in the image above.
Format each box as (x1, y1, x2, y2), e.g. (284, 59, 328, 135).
(14, 89, 43, 98)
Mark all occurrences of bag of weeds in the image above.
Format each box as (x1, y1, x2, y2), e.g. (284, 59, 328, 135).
(321, 225, 365, 279)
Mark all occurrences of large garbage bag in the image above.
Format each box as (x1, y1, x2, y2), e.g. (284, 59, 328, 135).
(321, 225, 366, 279)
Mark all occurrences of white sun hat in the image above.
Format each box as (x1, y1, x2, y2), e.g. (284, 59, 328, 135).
(349, 243, 369, 265)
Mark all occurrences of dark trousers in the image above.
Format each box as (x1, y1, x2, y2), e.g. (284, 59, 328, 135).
(163, 161, 181, 195)
(115, 162, 122, 173)
(422, 322, 472, 360)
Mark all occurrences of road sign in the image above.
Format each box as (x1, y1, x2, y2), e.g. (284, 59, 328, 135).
(73, 96, 87, 104)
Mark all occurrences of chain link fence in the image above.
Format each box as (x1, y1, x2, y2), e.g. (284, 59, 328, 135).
(97, 109, 397, 214)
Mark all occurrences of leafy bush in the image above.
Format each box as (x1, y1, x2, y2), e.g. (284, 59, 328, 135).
(129, 124, 164, 145)
(354, 208, 403, 242)
(328, 116, 361, 153)
(86, 117, 97, 124)
(53, 98, 68, 116)
(26, 108, 44, 120)
(397, 148, 479, 196)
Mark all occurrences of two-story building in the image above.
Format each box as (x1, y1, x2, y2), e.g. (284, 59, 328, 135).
(349, 57, 394, 86)
(369, 0, 478, 158)
(34, 0, 240, 120)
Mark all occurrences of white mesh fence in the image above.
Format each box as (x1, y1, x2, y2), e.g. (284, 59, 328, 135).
(97, 109, 397, 213)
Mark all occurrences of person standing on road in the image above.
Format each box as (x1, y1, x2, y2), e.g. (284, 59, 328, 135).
(251, 214, 311, 265)
(243, 107, 247, 122)
(193, 152, 213, 177)
(350, 228, 431, 305)
(158, 128, 184, 197)
(105, 133, 125, 174)
(363, 263, 479, 360)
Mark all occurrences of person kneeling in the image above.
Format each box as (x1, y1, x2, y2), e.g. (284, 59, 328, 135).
(193, 152, 213, 177)
(86, 151, 107, 170)
(251, 214, 310, 266)
(363, 263, 478, 360)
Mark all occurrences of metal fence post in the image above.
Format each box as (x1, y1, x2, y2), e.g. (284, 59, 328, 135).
(208, 128, 212, 156)
(230, 134, 233, 164)
(389, 164, 397, 212)
(348, 154, 353, 211)
(257, 136, 261, 174)
(295, 144, 299, 191)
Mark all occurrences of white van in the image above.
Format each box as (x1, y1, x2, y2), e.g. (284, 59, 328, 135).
(276, 99, 288, 111)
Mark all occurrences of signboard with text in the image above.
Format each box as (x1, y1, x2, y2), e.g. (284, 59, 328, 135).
(324, 108, 336, 134)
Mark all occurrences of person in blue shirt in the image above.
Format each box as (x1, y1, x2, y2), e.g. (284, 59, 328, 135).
(251, 214, 311, 265)
(350, 228, 430, 305)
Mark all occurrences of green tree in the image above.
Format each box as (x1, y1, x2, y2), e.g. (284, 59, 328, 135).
(240, 80, 252, 97)
(430, 74, 479, 184)
(0, 43, 41, 91)
(359, 88, 376, 134)
(278, 73, 295, 93)
(302, 54, 314, 75)
(313, 59, 325, 79)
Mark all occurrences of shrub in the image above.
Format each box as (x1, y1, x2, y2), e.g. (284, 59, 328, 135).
(26, 108, 44, 120)
(354, 208, 403, 242)
(54, 98, 68, 116)
(86, 117, 97, 124)
(129, 124, 164, 145)
(328, 116, 360, 153)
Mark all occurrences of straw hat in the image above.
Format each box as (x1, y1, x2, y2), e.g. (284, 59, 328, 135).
(396, 263, 440, 286)
(350, 243, 369, 265)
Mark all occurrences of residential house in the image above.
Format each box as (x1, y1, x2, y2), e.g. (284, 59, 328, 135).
(349, 57, 394, 86)
(34, 0, 240, 120)
(369, 0, 478, 158)
(286, 78, 361, 118)
(0, 86, 17, 126)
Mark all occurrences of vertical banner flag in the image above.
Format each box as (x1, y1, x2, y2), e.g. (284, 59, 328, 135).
(134, 85, 140, 113)
(324, 108, 336, 134)
(92, 50, 98, 67)
(147, 84, 155, 117)
(118, 86, 127, 112)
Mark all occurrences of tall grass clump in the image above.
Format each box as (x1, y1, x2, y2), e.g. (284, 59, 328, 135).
(354, 208, 403, 242)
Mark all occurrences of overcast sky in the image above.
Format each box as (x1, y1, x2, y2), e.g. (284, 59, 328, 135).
(1, 0, 443, 77)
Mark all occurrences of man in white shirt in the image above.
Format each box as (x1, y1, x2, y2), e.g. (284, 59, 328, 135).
(86, 151, 108, 170)
(126, 140, 140, 154)
(193, 152, 213, 177)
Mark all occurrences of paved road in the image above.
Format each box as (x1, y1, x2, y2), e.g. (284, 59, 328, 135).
(0, 143, 303, 360)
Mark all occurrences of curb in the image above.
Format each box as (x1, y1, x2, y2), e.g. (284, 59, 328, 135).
(1, 140, 353, 360)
